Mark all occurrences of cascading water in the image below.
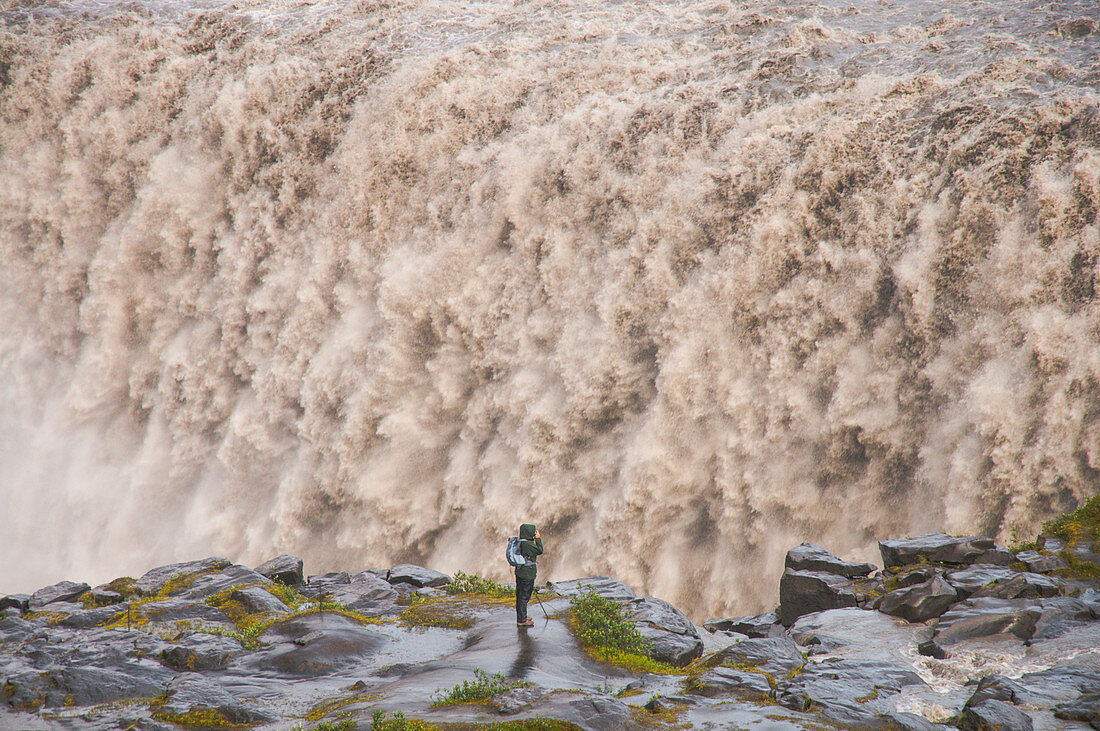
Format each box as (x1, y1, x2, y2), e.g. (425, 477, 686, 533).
(1, 0, 1097, 619)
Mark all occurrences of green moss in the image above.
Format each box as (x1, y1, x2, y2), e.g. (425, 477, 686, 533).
(399, 599, 476, 630)
(152, 706, 252, 728)
(306, 690, 380, 722)
(24, 611, 69, 626)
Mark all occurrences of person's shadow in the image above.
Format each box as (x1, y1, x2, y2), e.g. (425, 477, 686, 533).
(509, 625, 536, 680)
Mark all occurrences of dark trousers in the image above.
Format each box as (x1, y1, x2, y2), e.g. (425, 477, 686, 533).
(515, 576, 535, 622)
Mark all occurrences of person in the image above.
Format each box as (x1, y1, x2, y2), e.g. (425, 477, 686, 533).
(515, 523, 543, 627)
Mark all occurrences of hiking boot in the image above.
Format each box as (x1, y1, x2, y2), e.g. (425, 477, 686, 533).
(517, 618, 534, 626)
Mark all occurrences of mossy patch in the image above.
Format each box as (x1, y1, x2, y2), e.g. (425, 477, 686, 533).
(305, 689, 381, 722)
(430, 669, 530, 707)
(399, 598, 476, 630)
(1042, 493, 1100, 548)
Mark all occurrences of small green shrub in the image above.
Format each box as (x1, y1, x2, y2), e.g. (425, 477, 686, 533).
(445, 571, 515, 597)
(430, 668, 530, 706)
(568, 590, 652, 657)
(1043, 493, 1100, 548)
(314, 714, 356, 731)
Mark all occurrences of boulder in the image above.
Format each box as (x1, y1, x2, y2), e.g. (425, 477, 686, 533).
(1037, 535, 1066, 553)
(883, 711, 945, 730)
(490, 685, 544, 715)
(178, 565, 272, 600)
(958, 699, 1034, 730)
(779, 569, 859, 626)
(892, 567, 938, 588)
(1030, 597, 1096, 640)
(945, 565, 1020, 598)
(560, 696, 632, 731)
(784, 543, 876, 577)
(716, 636, 805, 677)
(54, 605, 126, 629)
(160, 673, 274, 725)
(29, 580, 90, 610)
(703, 612, 780, 638)
(970, 572, 1062, 600)
(4, 664, 173, 710)
(90, 587, 124, 606)
(690, 666, 774, 697)
(630, 597, 703, 666)
(965, 675, 1041, 707)
(160, 634, 239, 671)
(129, 597, 235, 628)
(546, 577, 636, 600)
(1054, 692, 1100, 727)
(254, 555, 304, 586)
(247, 613, 388, 676)
(934, 599, 1041, 645)
(878, 575, 957, 622)
(230, 586, 290, 614)
(385, 565, 450, 589)
(331, 573, 398, 611)
(132, 557, 233, 597)
(1017, 666, 1100, 703)
(0, 594, 30, 612)
(1015, 550, 1067, 573)
(879, 533, 1011, 568)
(774, 658, 925, 726)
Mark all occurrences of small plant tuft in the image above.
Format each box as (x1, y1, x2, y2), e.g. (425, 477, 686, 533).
(444, 571, 515, 597)
(430, 668, 530, 706)
(568, 590, 652, 657)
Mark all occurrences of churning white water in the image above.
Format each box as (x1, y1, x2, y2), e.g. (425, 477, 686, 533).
(1, 0, 1098, 618)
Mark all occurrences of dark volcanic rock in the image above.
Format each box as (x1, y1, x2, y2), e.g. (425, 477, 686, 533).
(690, 666, 774, 697)
(716, 636, 805, 677)
(934, 599, 1041, 645)
(386, 565, 450, 589)
(178, 565, 271, 600)
(5, 664, 173, 710)
(161, 673, 274, 725)
(132, 557, 232, 597)
(546, 577, 636, 600)
(945, 565, 1019, 598)
(784, 543, 876, 578)
(255, 555, 304, 585)
(958, 699, 1033, 730)
(779, 569, 859, 626)
(883, 711, 945, 730)
(248, 613, 388, 676)
(630, 597, 703, 666)
(879, 533, 1011, 568)
(301, 571, 352, 598)
(970, 572, 1062, 600)
(90, 587, 124, 606)
(703, 612, 780, 638)
(893, 567, 938, 588)
(160, 633, 238, 671)
(230, 586, 290, 614)
(1015, 550, 1067, 573)
(1054, 692, 1100, 727)
(489, 685, 544, 715)
(331, 572, 398, 611)
(53, 604, 125, 629)
(0, 594, 30, 612)
(878, 574, 957, 622)
(560, 696, 632, 730)
(774, 658, 925, 726)
(28, 580, 90, 610)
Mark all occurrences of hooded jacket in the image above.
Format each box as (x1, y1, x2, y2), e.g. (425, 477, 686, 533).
(515, 523, 543, 581)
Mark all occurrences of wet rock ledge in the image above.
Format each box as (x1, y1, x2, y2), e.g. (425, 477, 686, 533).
(2, 499, 1099, 730)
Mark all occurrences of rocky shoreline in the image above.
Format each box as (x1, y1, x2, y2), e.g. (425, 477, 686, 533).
(2, 509, 1099, 730)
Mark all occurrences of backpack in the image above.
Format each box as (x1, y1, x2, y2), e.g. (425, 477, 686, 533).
(506, 536, 531, 567)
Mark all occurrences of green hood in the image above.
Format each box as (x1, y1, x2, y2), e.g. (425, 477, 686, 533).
(519, 523, 537, 540)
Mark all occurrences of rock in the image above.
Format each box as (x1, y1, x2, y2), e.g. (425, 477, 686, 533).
(918, 639, 947, 659)
(1037, 535, 1066, 553)
(703, 612, 780, 638)
(945, 565, 1020, 598)
(969, 572, 1062, 600)
(2, 607, 19, 618)
(385, 565, 450, 589)
(160, 634, 239, 671)
(54, 605, 125, 629)
(160, 673, 274, 725)
(561, 696, 632, 730)
(490, 685, 544, 715)
(958, 699, 1033, 730)
(331, 573, 398, 610)
(546, 577, 636, 600)
(129, 597, 235, 629)
(229, 586, 290, 614)
(28, 580, 90, 610)
(965, 675, 1037, 707)
(1015, 550, 1067, 573)
(0, 594, 30, 612)
(629, 597, 703, 666)
(774, 658, 925, 726)
(177, 565, 272, 600)
(132, 557, 232, 597)
(90, 587, 124, 606)
(784, 543, 876, 578)
(304, 572, 352, 596)
(690, 666, 774, 697)
(892, 567, 938, 588)
(1066, 542, 1100, 571)
(247, 613, 388, 676)
(254, 555, 304, 586)
(883, 711, 945, 730)
(934, 599, 1041, 645)
(1030, 597, 1096, 640)
(1054, 692, 1100, 727)
(878, 574, 957, 622)
(716, 636, 805, 677)
(779, 569, 859, 626)
(1017, 666, 1100, 703)
(879, 533, 1011, 568)
(5, 664, 173, 710)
